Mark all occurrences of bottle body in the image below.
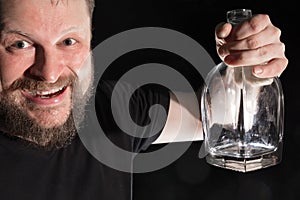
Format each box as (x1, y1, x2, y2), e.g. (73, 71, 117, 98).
(201, 9, 284, 172)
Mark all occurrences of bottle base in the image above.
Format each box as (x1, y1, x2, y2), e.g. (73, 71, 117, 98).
(205, 144, 282, 172)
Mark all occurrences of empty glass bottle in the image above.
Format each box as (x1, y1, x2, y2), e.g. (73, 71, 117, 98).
(201, 9, 284, 172)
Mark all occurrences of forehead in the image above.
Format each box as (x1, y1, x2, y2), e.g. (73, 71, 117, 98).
(0, 0, 90, 33)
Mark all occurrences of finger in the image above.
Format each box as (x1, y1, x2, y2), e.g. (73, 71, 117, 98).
(221, 25, 281, 51)
(224, 43, 286, 67)
(215, 22, 232, 39)
(229, 14, 271, 41)
(253, 57, 288, 78)
(215, 22, 232, 59)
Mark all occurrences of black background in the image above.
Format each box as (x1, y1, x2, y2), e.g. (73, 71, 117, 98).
(91, 0, 300, 199)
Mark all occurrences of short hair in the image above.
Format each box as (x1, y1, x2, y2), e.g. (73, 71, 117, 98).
(86, 0, 95, 17)
(50, 0, 95, 17)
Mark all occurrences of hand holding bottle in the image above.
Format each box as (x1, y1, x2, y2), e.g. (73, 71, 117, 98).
(215, 12, 288, 78)
(202, 9, 285, 172)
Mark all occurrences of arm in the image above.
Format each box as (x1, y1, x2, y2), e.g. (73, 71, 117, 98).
(153, 91, 203, 144)
(154, 13, 288, 144)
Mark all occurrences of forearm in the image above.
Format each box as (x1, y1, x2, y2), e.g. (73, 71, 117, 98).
(153, 91, 203, 144)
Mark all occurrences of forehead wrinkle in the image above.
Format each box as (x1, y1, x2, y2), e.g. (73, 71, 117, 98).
(2, 29, 33, 38)
(50, 0, 69, 6)
(2, 10, 88, 39)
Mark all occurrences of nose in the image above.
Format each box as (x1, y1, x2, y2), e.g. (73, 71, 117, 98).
(28, 46, 65, 83)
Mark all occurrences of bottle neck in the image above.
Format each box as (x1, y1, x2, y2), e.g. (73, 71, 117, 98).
(227, 9, 252, 25)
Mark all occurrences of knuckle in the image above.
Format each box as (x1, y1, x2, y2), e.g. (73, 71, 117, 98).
(250, 14, 270, 31)
(257, 14, 271, 24)
(258, 47, 268, 57)
(247, 38, 259, 49)
(283, 56, 289, 67)
(262, 14, 271, 23)
(280, 43, 286, 53)
(274, 27, 281, 37)
(248, 19, 260, 32)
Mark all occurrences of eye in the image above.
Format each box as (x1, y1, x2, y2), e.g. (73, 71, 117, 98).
(62, 38, 77, 46)
(11, 40, 31, 49)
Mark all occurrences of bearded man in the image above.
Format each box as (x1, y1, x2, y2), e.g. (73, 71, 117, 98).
(0, 0, 288, 199)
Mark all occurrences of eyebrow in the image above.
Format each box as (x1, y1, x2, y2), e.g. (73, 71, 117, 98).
(59, 27, 82, 35)
(2, 27, 82, 39)
(3, 29, 31, 36)
(2, 29, 34, 41)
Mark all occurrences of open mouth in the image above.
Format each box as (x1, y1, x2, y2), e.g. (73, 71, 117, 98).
(25, 86, 67, 99)
(22, 85, 69, 105)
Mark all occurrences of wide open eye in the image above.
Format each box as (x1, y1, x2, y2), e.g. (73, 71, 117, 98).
(11, 40, 31, 49)
(62, 38, 77, 46)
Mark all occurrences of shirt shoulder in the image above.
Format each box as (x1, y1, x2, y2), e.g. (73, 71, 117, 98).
(96, 80, 170, 152)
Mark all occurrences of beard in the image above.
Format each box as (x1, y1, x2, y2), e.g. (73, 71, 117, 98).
(0, 67, 93, 150)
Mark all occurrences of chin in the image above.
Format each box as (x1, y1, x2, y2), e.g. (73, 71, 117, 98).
(28, 105, 72, 129)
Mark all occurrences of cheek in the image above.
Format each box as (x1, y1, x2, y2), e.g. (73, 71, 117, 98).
(78, 53, 93, 94)
(64, 48, 90, 74)
(0, 51, 34, 89)
(63, 48, 92, 94)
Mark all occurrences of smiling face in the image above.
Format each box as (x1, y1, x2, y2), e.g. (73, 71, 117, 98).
(0, 0, 93, 148)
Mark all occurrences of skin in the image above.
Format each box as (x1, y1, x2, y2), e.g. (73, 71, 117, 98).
(215, 14, 288, 78)
(0, 0, 92, 130)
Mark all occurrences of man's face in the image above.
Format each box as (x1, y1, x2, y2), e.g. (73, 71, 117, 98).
(0, 0, 92, 148)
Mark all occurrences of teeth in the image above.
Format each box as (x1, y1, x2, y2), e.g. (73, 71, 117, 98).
(27, 86, 65, 96)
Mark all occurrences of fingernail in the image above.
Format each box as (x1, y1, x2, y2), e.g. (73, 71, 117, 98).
(254, 67, 263, 75)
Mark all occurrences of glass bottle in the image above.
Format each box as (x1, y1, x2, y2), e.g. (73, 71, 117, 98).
(201, 9, 284, 172)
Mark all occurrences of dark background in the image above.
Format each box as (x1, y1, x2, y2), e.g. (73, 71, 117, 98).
(92, 0, 300, 199)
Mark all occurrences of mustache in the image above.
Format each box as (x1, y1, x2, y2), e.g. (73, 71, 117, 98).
(5, 75, 77, 92)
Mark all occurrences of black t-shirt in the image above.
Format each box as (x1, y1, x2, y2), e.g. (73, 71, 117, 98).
(0, 81, 170, 200)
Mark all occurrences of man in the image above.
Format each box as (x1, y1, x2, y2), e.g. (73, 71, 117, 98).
(0, 0, 288, 200)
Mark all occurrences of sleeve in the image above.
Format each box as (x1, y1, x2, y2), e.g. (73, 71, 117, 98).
(95, 80, 170, 153)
